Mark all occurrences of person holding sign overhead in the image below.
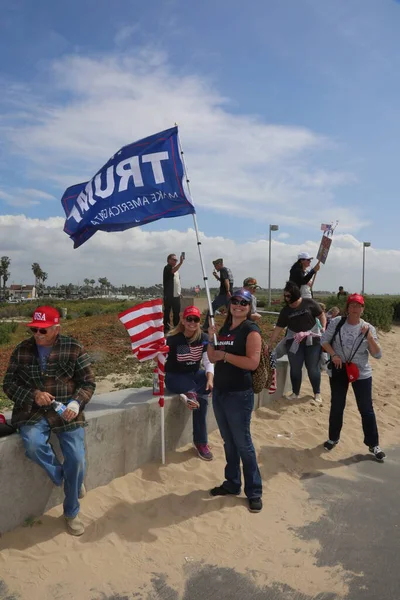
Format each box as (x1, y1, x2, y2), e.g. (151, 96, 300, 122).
(289, 252, 321, 299)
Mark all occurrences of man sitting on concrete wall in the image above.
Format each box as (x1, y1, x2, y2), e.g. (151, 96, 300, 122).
(3, 306, 95, 536)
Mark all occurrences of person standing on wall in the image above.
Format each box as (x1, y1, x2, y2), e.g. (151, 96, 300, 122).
(202, 258, 234, 331)
(289, 252, 320, 299)
(163, 252, 185, 333)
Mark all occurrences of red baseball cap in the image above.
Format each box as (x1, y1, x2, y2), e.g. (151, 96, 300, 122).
(26, 306, 61, 328)
(183, 305, 201, 319)
(347, 293, 365, 306)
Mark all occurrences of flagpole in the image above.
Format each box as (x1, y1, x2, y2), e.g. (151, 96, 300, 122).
(158, 356, 166, 465)
(176, 128, 218, 343)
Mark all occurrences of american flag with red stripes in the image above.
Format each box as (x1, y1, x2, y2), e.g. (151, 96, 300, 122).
(177, 344, 204, 363)
(118, 299, 169, 405)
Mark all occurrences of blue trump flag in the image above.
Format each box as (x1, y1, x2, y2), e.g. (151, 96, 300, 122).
(61, 126, 195, 248)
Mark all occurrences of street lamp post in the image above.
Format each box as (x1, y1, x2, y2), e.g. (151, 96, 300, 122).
(268, 225, 279, 306)
(362, 241, 371, 295)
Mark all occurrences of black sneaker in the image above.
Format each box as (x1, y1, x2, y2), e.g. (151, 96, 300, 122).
(324, 439, 339, 451)
(209, 485, 240, 497)
(248, 498, 263, 513)
(369, 446, 386, 462)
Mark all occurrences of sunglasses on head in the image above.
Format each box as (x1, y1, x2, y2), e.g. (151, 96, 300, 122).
(231, 298, 250, 306)
(185, 316, 200, 323)
(29, 327, 49, 334)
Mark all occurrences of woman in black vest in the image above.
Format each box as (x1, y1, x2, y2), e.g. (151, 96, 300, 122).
(207, 288, 263, 513)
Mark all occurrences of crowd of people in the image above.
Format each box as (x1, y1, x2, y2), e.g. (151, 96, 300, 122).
(0, 251, 385, 535)
(162, 251, 386, 513)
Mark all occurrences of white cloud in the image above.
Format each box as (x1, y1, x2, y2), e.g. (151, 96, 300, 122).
(0, 50, 364, 230)
(0, 188, 41, 207)
(277, 232, 290, 240)
(22, 188, 57, 201)
(0, 215, 398, 294)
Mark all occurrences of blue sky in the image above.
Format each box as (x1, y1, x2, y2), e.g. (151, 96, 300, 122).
(1, 0, 400, 290)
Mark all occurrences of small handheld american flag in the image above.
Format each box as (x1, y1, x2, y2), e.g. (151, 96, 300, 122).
(119, 299, 169, 464)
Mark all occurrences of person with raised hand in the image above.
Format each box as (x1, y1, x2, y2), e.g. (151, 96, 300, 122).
(289, 252, 320, 299)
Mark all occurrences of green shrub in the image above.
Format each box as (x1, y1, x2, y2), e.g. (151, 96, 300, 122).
(392, 300, 400, 321)
(363, 298, 394, 332)
(0, 321, 18, 345)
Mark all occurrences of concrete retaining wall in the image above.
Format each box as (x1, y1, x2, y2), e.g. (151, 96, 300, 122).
(0, 359, 290, 534)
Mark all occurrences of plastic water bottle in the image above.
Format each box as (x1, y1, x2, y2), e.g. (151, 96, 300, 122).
(51, 400, 67, 416)
(153, 368, 160, 396)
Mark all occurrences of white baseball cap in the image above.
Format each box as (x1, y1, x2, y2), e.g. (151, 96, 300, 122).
(298, 252, 313, 260)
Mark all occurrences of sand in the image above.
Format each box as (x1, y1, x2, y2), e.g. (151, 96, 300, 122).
(1, 327, 400, 600)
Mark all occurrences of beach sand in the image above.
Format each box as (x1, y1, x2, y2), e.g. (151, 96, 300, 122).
(0, 327, 399, 600)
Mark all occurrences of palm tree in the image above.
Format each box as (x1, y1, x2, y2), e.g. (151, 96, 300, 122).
(84, 278, 90, 288)
(32, 262, 43, 289)
(38, 272, 48, 296)
(0, 256, 11, 299)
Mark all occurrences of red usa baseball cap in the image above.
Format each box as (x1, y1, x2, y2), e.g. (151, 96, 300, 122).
(26, 306, 61, 328)
(346, 293, 365, 306)
(183, 305, 201, 319)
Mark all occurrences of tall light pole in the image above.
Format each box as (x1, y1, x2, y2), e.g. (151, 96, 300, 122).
(362, 241, 371, 294)
(268, 225, 279, 306)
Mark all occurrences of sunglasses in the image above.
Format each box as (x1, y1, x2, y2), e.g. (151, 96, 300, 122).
(185, 316, 200, 323)
(283, 294, 291, 299)
(29, 327, 49, 334)
(231, 298, 250, 306)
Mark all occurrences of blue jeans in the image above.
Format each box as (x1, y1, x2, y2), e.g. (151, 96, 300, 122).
(329, 368, 379, 447)
(203, 293, 230, 331)
(19, 418, 86, 518)
(165, 369, 210, 444)
(212, 387, 262, 499)
(286, 341, 321, 395)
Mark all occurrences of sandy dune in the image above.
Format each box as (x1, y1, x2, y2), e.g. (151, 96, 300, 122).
(1, 328, 399, 600)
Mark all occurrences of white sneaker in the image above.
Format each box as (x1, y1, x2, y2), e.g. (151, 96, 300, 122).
(179, 393, 200, 410)
(65, 514, 84, 536)
(285, 392, 299, 400)
(313, 393, 322, 403)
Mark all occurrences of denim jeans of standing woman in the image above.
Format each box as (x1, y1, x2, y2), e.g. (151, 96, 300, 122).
(212, 387, 262, 499)
(286, 340, 321, 395)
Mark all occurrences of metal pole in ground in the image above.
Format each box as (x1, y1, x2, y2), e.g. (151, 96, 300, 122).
(268, 225, 279, 306)
(362, 241, 371, 294)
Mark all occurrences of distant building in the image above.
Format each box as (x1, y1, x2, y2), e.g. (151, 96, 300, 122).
(9, 284, 37, 300)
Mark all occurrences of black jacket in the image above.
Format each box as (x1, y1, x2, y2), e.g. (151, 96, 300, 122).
(289, 262, 315, 288)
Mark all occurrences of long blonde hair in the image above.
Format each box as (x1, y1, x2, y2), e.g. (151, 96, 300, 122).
(168, 319, 203, 343)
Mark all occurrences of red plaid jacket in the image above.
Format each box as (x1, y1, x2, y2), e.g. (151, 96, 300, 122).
(3, 334, 96, 432)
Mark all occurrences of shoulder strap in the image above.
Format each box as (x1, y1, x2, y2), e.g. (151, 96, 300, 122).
(331, 316, 346, 346)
